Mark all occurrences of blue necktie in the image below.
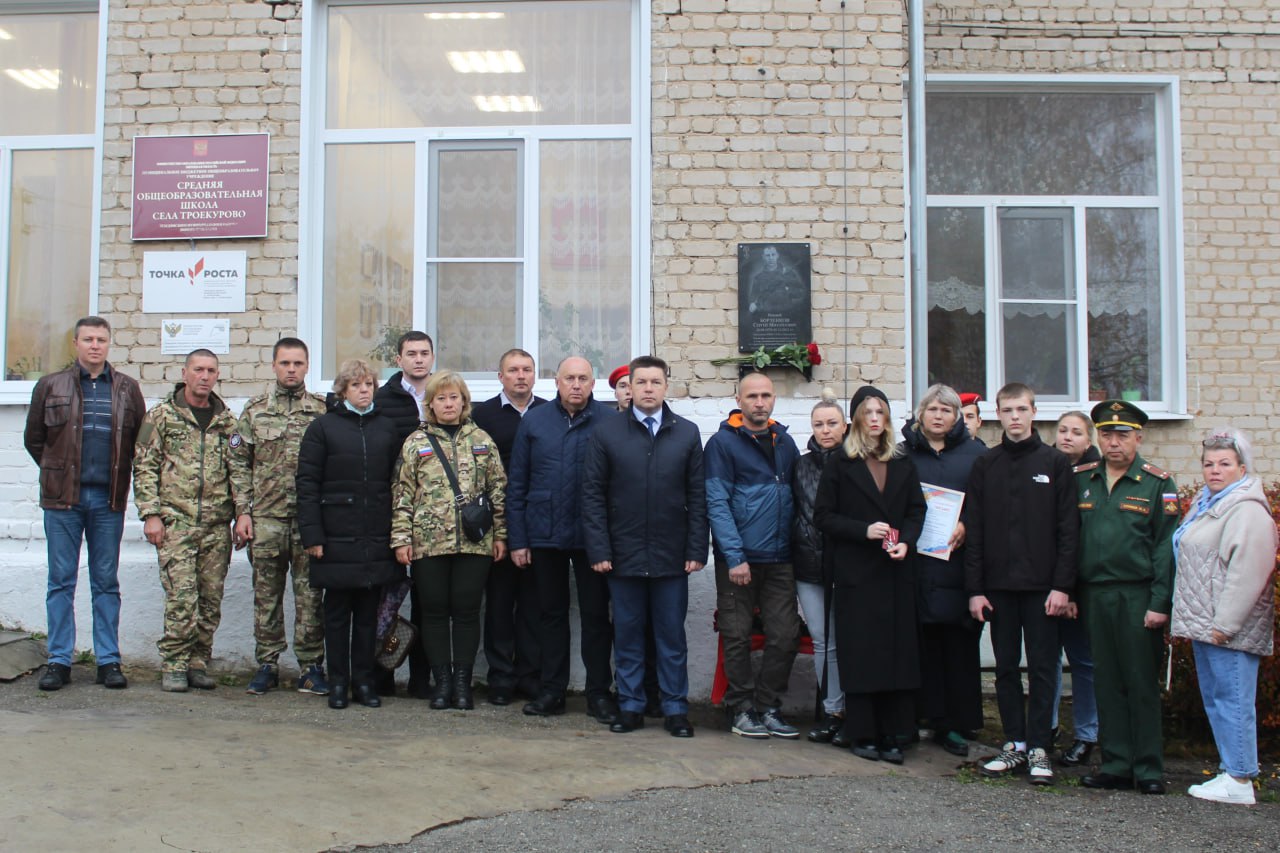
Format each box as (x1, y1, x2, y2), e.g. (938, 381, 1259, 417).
(643, 415, 657, 437)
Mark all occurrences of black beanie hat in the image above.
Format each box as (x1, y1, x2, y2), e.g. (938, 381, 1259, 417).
(848, 385, 889, 420)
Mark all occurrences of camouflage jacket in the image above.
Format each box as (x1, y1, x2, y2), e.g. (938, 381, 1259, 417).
(229, 383, 327, 519)
(133, 384, 243, 527)
(391, 420, 507, 558)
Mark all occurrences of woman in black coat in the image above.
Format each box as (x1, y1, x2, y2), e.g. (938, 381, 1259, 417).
(899, 383, 987, 757)
(296, 358, 405, 710)
(815, 385, 926, 763)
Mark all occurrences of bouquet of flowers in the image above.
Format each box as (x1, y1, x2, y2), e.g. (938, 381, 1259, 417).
(712, 342, 822, 372)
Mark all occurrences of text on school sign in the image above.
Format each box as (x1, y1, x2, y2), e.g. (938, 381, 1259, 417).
(132, 133, 269, 240)
(143, 251, 247, 314)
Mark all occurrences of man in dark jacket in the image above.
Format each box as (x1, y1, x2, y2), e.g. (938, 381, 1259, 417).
(24, 317, 145, 691)
(583, 355, 708, 736)
(705, 371, 802, 739)
(471, 348, 546, 704)
(370, 329, 433, 695)
(508, 356, 618, 722)
(965, 382, 1078, 785)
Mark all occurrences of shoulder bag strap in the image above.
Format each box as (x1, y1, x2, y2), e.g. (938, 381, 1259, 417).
(425, 432, 466, 506)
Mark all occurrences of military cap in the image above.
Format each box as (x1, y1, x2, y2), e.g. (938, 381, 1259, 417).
(608, 365, 630, 389)
(1091, 399, 1149, 432)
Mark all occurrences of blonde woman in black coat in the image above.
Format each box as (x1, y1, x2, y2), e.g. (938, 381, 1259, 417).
(814, 385, 926, 764)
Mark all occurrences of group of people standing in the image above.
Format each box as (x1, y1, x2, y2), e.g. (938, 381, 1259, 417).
(24, 319, 1276, 801)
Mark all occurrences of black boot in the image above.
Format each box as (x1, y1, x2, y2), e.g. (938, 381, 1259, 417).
(453, 664, 474, 710)
(428, 665, 454, 710)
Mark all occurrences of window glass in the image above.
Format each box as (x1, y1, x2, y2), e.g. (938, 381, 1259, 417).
(0, 12, 97, 135)
(6, 149, 93, 379)
(1002, 303, 1076, 399)
(321, 143, 415, 377)
(538, 139, 631, 378)
(431, 261, 521, 373)
(431, 146, 519, 259)
(1087, 208, 1162, 401)
(927, 93, 1157, 196)
(327, 1, 631, 129)
(925, 207, 985, 393)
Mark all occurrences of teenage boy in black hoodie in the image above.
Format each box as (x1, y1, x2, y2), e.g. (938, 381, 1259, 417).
(965, 383, 1078, 785)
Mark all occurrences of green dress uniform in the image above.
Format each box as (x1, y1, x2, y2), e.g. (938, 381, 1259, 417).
(1075, 403, 1179, 785)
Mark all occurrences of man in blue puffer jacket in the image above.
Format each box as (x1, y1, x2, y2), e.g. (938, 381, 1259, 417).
(706, 371, 802, 739)
(507, 356, 619, 724)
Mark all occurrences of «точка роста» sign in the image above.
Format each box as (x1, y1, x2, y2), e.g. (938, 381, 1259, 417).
(131, 133, 269, 241)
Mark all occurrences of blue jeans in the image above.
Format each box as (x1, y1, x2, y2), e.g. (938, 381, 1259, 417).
(1193, 640, 1261, 779)
(1052, 615, 1098, 742)
(608, 574, 689, 716)
(43, 485, 126, 666)
(796, 580, 843, 715)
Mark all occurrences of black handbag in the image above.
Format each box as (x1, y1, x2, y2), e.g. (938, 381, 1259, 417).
(426, 433, 494, 543)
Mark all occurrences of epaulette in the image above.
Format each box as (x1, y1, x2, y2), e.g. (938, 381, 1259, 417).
(1073, 460, 1101, 474)
(1141, 461, 1171, 480)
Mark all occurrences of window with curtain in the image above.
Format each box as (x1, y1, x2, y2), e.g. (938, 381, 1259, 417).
(0, 9, 98, 382)
(316, 0, 638, 379)
(922, 87, 1176, 407)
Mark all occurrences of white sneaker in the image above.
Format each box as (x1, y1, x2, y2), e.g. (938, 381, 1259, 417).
(981, 742, 1028, 777)
(1188, 773, 1256, 805)
(1027, 747, 1054, 785)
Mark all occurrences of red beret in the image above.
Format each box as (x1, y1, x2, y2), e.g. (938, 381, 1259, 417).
(608, 365, 630, 389)
(959, 393, 982, 408)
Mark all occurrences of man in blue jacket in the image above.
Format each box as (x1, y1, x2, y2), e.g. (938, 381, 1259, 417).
(583, 355, 708, 736)
(705, 371, 802, 738)
(507, 356, 619, 723)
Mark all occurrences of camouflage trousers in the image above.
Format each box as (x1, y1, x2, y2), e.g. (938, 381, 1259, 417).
(155, 521, 232, 673)
(249, 516, 324, 668)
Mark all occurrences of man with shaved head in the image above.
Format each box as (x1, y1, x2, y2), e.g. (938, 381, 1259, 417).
(507, 356, 620, 722)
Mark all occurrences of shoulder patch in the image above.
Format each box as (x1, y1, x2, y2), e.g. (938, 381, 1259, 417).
(1073, 460, 1101, 473)
(1163, 493, 1181, 516)
(137, 422, 155, 445)
(472, 445, 490, 455)
(1141, 461, 1171, 480)
(229, 433, 243, 448)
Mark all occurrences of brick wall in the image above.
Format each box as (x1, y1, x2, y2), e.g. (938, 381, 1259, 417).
(650, 0, 908, 403)
(100, 0, 304, 397)
(925, 0, 1280, 483)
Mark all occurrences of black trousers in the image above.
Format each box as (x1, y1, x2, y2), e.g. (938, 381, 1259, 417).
(531, 548, 613, 700)
(483, 554, 541, 692)
(413, 554, 491, 665)
(323, 586, 380, 687)
(844, 690, 916, 742)
(918, 622, 984, 733)
(988, 590, 1061, 749)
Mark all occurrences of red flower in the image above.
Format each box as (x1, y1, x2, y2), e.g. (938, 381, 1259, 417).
(807, 342, 821, 366)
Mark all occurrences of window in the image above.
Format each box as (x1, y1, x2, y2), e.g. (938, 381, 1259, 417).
(306, 0, 644, 380)
(919, 81, 1182, 411)
(0, 7, 99, 384)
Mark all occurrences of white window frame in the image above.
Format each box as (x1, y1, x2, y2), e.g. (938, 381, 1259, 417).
(298, 0, 652, 397)
(0, 0, 107, 404)
(912, 74, 1187, 420)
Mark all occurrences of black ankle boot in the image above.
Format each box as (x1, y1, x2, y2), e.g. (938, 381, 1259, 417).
(428, 665, 454, 710)
(453, 664, 474, 710)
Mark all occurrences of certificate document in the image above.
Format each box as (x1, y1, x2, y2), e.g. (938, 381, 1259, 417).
(917, 483, 965, 561)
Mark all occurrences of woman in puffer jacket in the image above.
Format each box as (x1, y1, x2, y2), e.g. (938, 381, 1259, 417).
(392, 370, 506, 712)
(1172, 427, 1278, 805)
(791, 388, 848, 743)
(296, 358, 405, 711)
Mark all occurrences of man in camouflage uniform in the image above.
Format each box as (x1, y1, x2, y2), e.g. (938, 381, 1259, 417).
(230, 338, 329, 696)
(134, 349, 244, 693)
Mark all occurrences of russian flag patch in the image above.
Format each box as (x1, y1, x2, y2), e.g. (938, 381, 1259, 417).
(473, 445, 490, 456)
(418, 446, 434, 457)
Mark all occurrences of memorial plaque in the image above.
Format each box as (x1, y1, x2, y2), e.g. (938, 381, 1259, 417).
(738, 242, 811, 351)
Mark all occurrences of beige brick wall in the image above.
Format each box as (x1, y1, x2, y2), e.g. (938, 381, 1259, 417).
(651, 0, 908, 402)
(926, 0, 1280, 483)
(99, 0, 303, 396)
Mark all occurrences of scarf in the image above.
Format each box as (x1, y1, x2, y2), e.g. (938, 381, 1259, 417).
(1172, 475, 1251, 556)
(343, 400, 375, 416)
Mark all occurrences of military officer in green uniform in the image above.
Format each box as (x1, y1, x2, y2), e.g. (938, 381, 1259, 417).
(230, 338, 330, 696)
(1075, 400, 1179, 795)
(134, 349, 245, 693)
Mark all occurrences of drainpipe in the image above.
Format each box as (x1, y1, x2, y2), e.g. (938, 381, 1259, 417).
(907, 0, 927, 398)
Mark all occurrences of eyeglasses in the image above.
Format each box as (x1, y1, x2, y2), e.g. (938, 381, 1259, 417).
(1202, 432, 1240, 452)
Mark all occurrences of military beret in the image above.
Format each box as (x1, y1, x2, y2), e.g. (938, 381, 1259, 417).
(608, 365, 629, 389)
(959, 392, 981, 408)
(1091, 399, 1149, 432)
